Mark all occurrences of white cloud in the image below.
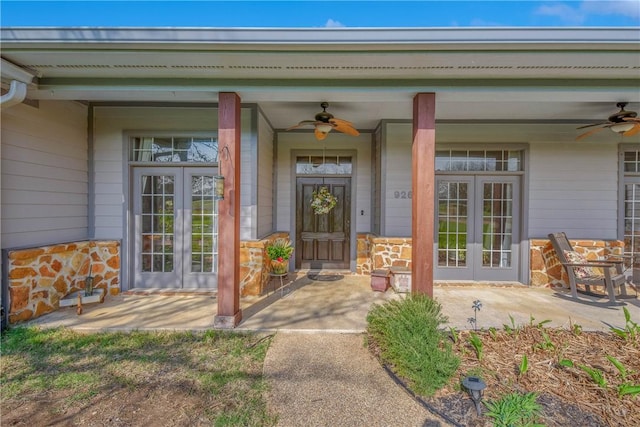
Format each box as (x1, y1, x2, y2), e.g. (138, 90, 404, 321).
(581, 0, 640, 20)
(324, 19, 346, 28)
(535, 1, 640, 25)
(535, 3, 587, 25)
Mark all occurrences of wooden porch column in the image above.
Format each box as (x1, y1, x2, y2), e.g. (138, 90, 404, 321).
(214, 92, 242, 328)
(411, 93, 436, 297)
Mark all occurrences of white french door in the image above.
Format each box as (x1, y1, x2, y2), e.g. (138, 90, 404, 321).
(133, 167, 218, 289)
(434, 175, 521, 281)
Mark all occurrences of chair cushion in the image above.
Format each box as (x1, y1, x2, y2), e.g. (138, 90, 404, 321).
(563, 250, 597, 278)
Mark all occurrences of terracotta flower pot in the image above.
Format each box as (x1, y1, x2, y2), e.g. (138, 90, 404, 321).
(271, 259, 288, 274)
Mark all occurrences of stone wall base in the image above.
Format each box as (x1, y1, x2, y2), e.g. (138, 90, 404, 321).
(356, 233, 625, 289)
(530, 238, 624, 289)
(6, 240, 121, 324)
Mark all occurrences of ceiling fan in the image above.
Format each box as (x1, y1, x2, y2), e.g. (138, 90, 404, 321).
(286, 102, 360, 140)
(576, 102, 640, 140)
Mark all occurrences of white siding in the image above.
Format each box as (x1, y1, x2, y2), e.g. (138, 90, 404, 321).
(528, 142, 618, 240)
(275, 132, 372, 233)
(383, 122, 413, 236)
(1, 100, 88, 248)
(93, 106, 255, 241)
(257, 111, 274, 238)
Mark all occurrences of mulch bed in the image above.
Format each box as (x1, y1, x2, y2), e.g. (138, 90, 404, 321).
(376, 325, 640, 426)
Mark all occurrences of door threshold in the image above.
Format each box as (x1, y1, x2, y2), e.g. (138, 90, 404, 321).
(435, 281, 526, 288)
(123, 288, 217, 296)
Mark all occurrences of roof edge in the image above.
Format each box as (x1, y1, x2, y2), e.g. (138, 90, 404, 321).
(1, 27, 639, 49)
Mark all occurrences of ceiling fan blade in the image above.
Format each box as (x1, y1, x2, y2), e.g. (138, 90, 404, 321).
(329, 117, 360, 136)
(314, 127, 329, 141)
(576, 122, 610, 130)
(576, 126, 606, 140)
(623, 117, 640, 123)
(332, 121, 360, 136)
(330, 117, 355, 127)
(624, 124, 640, 137)
(286, 120, 316, 131)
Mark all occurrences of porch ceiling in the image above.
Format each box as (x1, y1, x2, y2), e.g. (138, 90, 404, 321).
(1, 27, 639, 130)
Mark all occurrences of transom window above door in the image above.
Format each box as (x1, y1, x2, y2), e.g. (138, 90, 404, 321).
(130, 136, 218, 163)
(296, 156, 352, 175)
(436, 150, 523, 172)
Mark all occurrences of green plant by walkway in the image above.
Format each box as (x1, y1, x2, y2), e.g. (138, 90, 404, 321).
(366, 293, 460, 396)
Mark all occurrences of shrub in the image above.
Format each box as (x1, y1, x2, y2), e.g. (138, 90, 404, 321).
(366, 293, 460, 396)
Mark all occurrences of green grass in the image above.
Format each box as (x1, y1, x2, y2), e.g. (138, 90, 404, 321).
(366, 294, 460, 396)
(1, 327, 276, 426)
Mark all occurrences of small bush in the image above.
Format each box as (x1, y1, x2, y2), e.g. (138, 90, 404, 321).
(484, 391, 542, 427)
(366, 293, 460, 396)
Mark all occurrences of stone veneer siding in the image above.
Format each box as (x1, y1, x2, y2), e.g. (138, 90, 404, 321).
(530, 238, 624, 288)
(356, 233, 412, 275)
(357, 233, 624, 288)
(240, 232, 290, 296)
(7, 240, 120, 324)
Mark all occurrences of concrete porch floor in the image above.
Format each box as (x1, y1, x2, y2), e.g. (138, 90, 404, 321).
(23, 272, 640, 333)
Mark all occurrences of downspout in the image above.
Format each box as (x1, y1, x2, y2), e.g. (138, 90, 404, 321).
(0, 58, 35, 109)
(0, 80, 28, 108)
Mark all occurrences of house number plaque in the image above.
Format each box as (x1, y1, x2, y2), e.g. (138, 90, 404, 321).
(393, 191, 412, 199)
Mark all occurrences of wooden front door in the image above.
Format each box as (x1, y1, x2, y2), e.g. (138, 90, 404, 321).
(296, 177, 351, 270)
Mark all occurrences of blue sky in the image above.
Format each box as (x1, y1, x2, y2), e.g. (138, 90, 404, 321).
(1, 1, 639, 27)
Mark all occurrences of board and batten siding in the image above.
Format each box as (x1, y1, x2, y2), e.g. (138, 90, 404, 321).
(382, 122, 413, 237)
(528, 142, 618, 240)
(275, 132, 372, 235)
(256, 111, 274, 238)
(92, 106, 256, 241)
(1, 100, 88, 249)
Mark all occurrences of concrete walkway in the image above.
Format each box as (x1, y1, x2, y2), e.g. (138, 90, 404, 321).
(264, 333, 445, 427)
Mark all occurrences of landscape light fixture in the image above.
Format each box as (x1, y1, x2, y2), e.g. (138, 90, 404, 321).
(462, 376, 487, 416)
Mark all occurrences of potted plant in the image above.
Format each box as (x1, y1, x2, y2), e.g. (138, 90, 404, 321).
(266, 238, 294, 274)
(310, 186, 337, 215)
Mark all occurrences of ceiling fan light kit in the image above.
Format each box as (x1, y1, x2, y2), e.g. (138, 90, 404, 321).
(315, 123, 333, 133)
(287, 102, 360, 140)
(609, 122, 635, 134)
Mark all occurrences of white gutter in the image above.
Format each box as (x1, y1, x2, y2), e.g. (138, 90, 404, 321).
(1, 27, 639, 51)
(1, 58, 35, 108)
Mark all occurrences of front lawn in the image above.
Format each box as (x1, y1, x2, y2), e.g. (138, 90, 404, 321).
(1, 327, 276, 427)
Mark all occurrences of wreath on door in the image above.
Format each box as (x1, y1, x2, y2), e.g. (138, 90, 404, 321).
(310, 186, 337, 215)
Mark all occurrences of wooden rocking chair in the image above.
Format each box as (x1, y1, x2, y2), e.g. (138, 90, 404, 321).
(548, 232, 628, 304)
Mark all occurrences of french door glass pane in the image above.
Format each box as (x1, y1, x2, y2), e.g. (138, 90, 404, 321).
(140, 175, 175, 272)
(191, 175, 218, 273)
(438, 182, 468, 267)
(482, 182, 513, 268)
(624, 183, 640, 255)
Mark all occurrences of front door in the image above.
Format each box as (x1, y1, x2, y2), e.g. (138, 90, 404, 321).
(296, 177, 351, 270)
(133, 167, 218, 289)
(434, 175, 520, 281)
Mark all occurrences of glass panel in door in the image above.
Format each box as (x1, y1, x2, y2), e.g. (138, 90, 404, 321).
(435, 177, 474, 280)
(134, 168, 182, 288)
(434, 176, 520, 281)
(184, 170, 218, 288)
(133, 167, 218, 289)
(476, 177, 519, 281)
